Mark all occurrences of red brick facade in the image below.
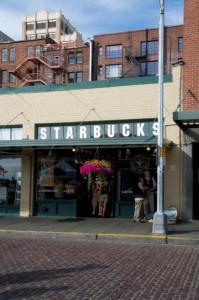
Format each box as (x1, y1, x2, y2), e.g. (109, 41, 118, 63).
(0, 25, 183, 88)
(183, 0, 199, 110)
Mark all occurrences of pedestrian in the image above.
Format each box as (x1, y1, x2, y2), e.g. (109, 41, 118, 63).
(98, 179, 110, 217)
(133, 175, 146, 223)
(143, 170, 157, 214)
(91, 180, 100, 215)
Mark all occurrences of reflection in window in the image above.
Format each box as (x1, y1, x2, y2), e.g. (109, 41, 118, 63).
(36, 152, 83, 201)
(0, 158, 21, 207)
(9, 48, 16, 61)
(106, 64, 122, 78)
(2, 49, 8, 62)
(106, 45, 122, 58)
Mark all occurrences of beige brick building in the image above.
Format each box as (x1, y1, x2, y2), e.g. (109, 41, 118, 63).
(0, 65, 183, 220)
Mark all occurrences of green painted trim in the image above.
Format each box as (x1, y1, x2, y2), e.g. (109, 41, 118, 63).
(0, 75, 172, 95)
(173, 111, 199, 121)
(0, 136, 157, 148)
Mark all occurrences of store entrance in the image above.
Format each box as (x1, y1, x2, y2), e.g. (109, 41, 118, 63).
(193, 143, 199, 219)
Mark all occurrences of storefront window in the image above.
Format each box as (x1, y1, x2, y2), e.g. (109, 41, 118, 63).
(0, 158, 21, 207)
(36, 151, 83, 201)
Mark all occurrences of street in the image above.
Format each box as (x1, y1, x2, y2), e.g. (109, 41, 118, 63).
(0, 236, 198, 300)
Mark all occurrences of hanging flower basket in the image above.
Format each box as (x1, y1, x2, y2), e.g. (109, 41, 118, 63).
(80, 159, 112, 190)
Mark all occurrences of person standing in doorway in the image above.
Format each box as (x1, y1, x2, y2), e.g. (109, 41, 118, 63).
(91, 180, 100, 215)
(98, 179, 110, 217)
(143, 170, 157, 214)
(133, 175, 145, 223)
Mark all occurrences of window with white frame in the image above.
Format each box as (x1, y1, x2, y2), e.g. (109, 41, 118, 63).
(68, 53, 75, 64)
(9, 73, 16, 83)
(178, 37, 183, 52)
(140, 61, 158, 76)
(36, 21, 46, 29)
(0, 127, 22, 140)
(105, 64, 122, 78)
(2, 70, 8, 83)
(9, 48, 16, 61)
(106, 45, 122, 58)
(98, 46, 103, 56)
(76, 72, 83, 82)
(2, 49, 8, 62)
(26, 22, 34, 30)
(76, 52, 83, 63)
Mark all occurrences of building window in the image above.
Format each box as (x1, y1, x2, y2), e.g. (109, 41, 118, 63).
(9, 48, 16, 61)
(105, 64, 122, 78)
(106, 45, 122, 58)
(36, 21, 46, 29)
(36, 34, 46, 39)
(27, 46, 34, 57)
(98, 66, 102, 76)
(35, 150, 80, 201)
(140, 61, 158, 76)
(148, 41, 159, 54)
(68, 53, 75, 64)
(76, 52, 83, 63)
(2, 70, 8, 83)
(48, 19, 56, 28)
(178, 37, 183, 52)
(0, 157, 21, 207)
(47, 54, 53, 65)
(9, 73, 16, 83)
(98, 46, 103, 56)
(76, 72, 83, 82)
(141, 41, 159, 55)
(26, 22, 34, 30)
(26, 35, 35, 40)
(141, 42, 147, 56)
(68, 72, 75, 82)
(54, 56, 60, 65)
(2, 49, 8, 62)
(35, 46, 42, 57)
(0, 127, 22, 140)
(49, 33, 56, 40)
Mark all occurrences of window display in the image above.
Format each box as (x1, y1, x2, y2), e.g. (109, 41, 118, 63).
(0, 158, 21, 207)
(36, 150, 83, 200)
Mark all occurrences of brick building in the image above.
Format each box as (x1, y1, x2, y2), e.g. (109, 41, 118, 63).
(0, 24, 182, 88)
(173, 0, 199, 220)
(0, 1, 198, 221)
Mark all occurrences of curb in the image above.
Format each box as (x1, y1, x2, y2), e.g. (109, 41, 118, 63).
(1, 229, 199, 245)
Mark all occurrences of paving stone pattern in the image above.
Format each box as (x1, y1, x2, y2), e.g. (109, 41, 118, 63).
(0, 236, 199, 300)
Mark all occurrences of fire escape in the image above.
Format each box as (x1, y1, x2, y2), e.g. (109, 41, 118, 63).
(8, 51, 63, 87)
(122, 46, 147, 78)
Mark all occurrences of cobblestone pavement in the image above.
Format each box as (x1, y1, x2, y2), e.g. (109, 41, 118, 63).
(0, 236, 199, 300)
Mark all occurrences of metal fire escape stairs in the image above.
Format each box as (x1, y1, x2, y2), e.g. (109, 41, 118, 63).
(122, 48, 140, 78)
(8, 54, 63, 87)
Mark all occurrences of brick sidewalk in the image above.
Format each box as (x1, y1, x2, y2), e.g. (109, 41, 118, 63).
(0, 236, 199, 299)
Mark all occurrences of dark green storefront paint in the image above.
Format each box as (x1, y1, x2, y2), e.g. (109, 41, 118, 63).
(115, 201, 135, 218)
(0, 74, 172, 95)
(0, 206, 20, 216)
(34, 200, 86, 217)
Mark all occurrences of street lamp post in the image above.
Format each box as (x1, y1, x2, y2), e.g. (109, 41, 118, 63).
(152, 0, 167, 234)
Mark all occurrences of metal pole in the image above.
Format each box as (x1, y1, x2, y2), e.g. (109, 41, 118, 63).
(152, 0, 167, 234)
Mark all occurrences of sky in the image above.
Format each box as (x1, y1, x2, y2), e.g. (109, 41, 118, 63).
(1, 0, 184, 41)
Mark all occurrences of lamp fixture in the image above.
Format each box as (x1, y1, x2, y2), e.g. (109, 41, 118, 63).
(72, 147, 77, 152)
(126, 148, 131, 158)
(146, 146, 151, 151)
